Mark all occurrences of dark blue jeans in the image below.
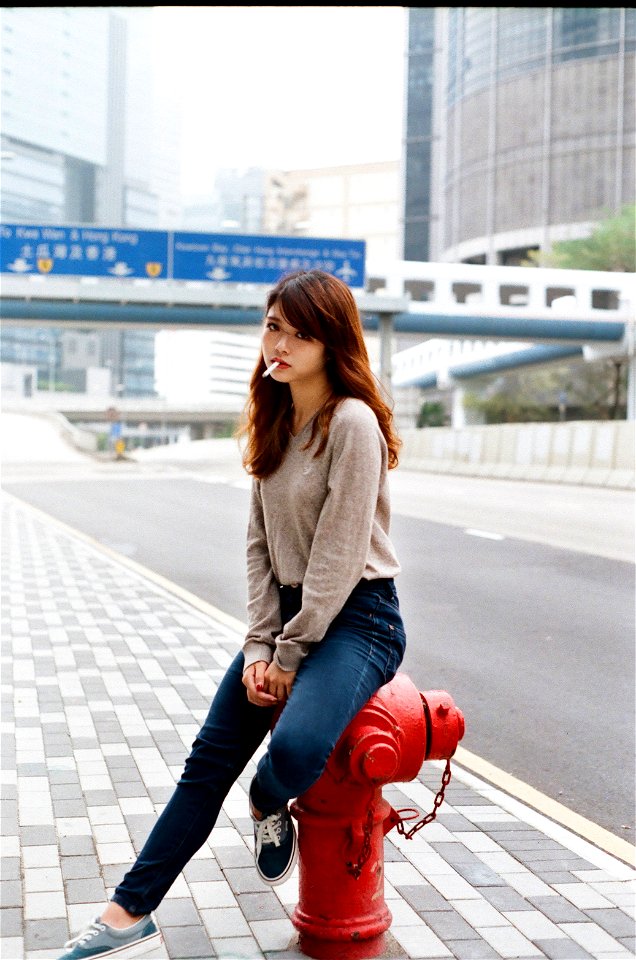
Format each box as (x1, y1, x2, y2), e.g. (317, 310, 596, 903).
(112, 578, 406, 915)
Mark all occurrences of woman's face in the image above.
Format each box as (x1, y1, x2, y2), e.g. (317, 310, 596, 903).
(262, 303, 327, 388)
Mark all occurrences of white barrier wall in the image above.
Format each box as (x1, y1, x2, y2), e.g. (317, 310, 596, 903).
(399, 420, 635, 490)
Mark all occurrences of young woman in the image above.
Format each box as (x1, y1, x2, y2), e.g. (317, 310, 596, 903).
(59, 269, 407, 960)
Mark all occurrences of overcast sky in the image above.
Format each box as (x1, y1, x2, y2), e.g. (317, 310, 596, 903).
(152, 6, 407, 198)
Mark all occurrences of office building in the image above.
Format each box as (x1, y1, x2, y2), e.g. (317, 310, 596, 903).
(404, 7, 635, 265)
(155, 330, 260, 407)
(0, 7, 181, 396)
(261, 162, 401, 265)
(403, 7, 436, 261)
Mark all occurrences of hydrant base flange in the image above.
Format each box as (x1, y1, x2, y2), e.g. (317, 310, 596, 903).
(297, 931, 387, 960)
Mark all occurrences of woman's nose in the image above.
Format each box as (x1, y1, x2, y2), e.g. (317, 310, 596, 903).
(276, 333, 290, 352)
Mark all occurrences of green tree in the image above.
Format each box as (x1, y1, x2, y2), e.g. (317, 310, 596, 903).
(416, 400, 447, 427)
(513, 205, 633, 421)
(464, 358, 627, 424)
(525, 204, 635, 272)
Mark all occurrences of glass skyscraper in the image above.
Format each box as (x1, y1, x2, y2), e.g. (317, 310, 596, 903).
(0, 7, 181, 396)
(404, 7, 635, 265)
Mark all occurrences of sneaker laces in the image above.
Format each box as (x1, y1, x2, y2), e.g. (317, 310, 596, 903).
(64, 920, 106, 949)
(254, 810, 285, 857)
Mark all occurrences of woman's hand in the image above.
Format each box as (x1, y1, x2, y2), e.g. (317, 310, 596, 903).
(242, 660, 278, 707)
(264, 662, 297, 702)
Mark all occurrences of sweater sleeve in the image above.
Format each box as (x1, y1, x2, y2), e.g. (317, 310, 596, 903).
(273, 408, 384, 672)
(242, 479, 281, 671)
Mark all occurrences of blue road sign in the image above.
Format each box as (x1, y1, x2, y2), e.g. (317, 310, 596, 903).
(0, 223, 169, 279)
(0, 223, 366, 287)
(172, 231, 366, 287)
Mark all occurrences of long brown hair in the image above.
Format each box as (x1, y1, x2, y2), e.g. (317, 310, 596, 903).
(237, 270, 401, 478)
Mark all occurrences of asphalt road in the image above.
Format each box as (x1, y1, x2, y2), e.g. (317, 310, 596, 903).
(3, 464, 634, 839)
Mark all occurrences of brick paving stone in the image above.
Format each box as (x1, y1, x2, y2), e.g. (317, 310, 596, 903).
(58, 837, 95, 857)
(0, 882, 23, 909)
(444, 939, 501, 959)
(396, 885, 453, 913)
(430, 842, 485, 864)
(60, 856, 101, 880)
(212, 845, 255, 869)
(23, 917, 70, 951)
(215, 934, 265, 958)
(384, 840, 408, 862)
(53, 799, 89, 818)
(447, 861, 506, 887)
(162, 923, 214, 958)
(84, 790, 120, 806)
(479, 888, 535, 912)
(100, 864, 133, 888)
(237, 891, 287, 922)
(584, 907, 635, 938)
(0, 907, 23, 937)
(483, 820, 540, 832)
(224, 866, 270, 895)
(1, 859, 20, 881)
(536, 871, 588, 884)
(182, 859, 224, 883)
(437, 813, 480, 832)
(155, 897, 202, 926)
(65, 877, 107, 903)
(21, 827, 58, 846)
(533, 940, 594, 959)
(421, 908, 481, 940)
(50, 784, 83, 801)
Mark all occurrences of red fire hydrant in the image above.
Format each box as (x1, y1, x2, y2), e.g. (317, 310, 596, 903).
(290, 673, 464, 959)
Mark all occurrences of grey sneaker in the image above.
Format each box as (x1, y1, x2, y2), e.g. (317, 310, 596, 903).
(58, 914, 162, 959)
(252, 805, 298, 886)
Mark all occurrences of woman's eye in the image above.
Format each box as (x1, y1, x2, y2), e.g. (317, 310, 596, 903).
(265, 321, 278, 331)
(296, 331, 311, 340)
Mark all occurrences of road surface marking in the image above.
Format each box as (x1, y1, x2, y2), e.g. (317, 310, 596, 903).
(465, 528, 505, 540)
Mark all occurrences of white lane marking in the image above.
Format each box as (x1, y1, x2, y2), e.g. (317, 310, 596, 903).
(464, 528, 505, 540)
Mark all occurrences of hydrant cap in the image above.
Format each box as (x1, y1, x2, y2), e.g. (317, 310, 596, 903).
(349, 731, 400, 784)
(422, 691, 465, 760)
(361, 741, 399, 782)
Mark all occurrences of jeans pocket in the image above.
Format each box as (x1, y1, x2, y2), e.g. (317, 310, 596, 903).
(370, 596, 407, 683)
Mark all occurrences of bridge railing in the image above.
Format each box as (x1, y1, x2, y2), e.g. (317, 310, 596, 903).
(367, 260, 634, 315)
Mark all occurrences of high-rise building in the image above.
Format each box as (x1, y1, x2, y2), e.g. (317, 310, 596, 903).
(402, 7, 436, 261)
(263, 162, 401, 265)
(155, 330, 260, 406)
(0, 7, 181, 396)
(404, 7, 635, 265)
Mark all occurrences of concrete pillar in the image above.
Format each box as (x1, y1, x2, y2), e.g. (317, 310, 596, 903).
(378, 314, 394, 395)
(625, 314, 635, 422)
(627, 353, 635, 422)
(451, 386, 466, 429)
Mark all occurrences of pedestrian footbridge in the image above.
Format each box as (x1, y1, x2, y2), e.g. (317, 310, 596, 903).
(2, 259, 634, 418)
(366, 260, 633, 395)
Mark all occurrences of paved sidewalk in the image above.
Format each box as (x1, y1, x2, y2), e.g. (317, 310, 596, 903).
(1, 491, 634, 960)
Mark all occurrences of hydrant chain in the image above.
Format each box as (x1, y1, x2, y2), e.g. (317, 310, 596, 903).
(395, 759, 453, 840)
(346, 804, 375, 879)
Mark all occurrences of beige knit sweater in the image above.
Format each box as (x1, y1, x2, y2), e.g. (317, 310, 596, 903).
(242, 397, 401, 673)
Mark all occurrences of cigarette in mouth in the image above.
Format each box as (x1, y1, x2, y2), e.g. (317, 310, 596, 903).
(262, 360, 280, 378)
